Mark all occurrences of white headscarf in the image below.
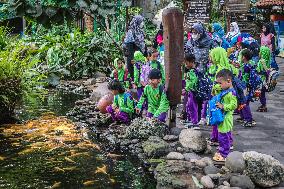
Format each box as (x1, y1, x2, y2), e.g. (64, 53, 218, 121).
(226, 22, 240, 40)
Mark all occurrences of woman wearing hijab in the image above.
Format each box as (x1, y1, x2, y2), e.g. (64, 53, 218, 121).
(260, 23, 279, 70)
(185, 22, 215, 73)
(153, 23, 163, 49)
(226, 22, 240, 43)
(212, 23, 230, 50)
(123, 15, 146, 79)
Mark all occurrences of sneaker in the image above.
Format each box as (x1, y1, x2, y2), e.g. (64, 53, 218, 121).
(252, 120, 256, 125)
(198, 118, 207, 125)
(180, 120, 191, 125)
(230, 146, 234, 150)
(242, 121, 255, 127)
(236, 118, 244, 123)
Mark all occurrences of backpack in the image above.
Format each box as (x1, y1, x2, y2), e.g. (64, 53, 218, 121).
(113, 68, 129, 82)
(115, 92, 136, 117)
(247, 68, 263, 101)
(143, 85, 164, 102)
(207, 88, 235, 126)
(232, 75, 247, 104)
(265, 69, 279, 92)
(140, 63, 151, 86)
(194, 71, 213, 101)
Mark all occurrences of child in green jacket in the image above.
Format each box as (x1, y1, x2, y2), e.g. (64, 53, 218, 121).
(148, 48, 165, 84)
(110, 58, 131, 89)
(213, 69, 237, 162)
(136, 69, 169, 122)
(106, 80, 134, 124)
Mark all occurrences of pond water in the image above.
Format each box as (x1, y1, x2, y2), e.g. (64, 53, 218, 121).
(0, 90, 156, 189)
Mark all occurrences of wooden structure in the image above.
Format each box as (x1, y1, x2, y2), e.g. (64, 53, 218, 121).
(224, 0, 257, 34)
(163, 7, 184, 128)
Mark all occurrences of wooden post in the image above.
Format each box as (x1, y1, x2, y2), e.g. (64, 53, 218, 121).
(163, 8, 184, 128)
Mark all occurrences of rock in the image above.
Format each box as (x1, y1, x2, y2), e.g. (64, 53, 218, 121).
(170, 127, 184, 136)
(217, 186, 231, 189)
(163, 135, 179, 141)
(204, 144, 213, 155)
(200, 176, 214, 189)
(142, 136, 169, 157)
(176, 147, 184, 153)
(230, 175, 255, 189)
(90, 82, 110, 101)
(243, 151, 284, 187)
(94, 71, 106, 78)
(195, 159, 207, 168)
(166, 152, 184, 160)
(225, 151, 246, 173)
(208, 174, 221, 180)
(183, 152, 201, 161)
(195, 157, 214, 168)
(204, 165, 221, 175)
(85, 78, 96, 85)
(223, 181, 230, 186)
(179, 129, 207, 153)
(131, 139, 139, 144)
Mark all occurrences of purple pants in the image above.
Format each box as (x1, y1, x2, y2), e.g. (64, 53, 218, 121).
(147, 112, 167, 122)
(106, 106, 130, 124)
(218, 131, 231, 158)
(183, 92, 189, 117)
(137, 87, 144, 100)
(201, 101, 208, 119)
(211, 127, 233, 146)
(186, 92, 198, 124)
(260, 86, 266, 106)
(240, 102, 253, 122)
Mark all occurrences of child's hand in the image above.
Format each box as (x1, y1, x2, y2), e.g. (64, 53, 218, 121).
(115, 108, 120, 113)
(238, 104, 246, 110)
(216, 102, 224, 109)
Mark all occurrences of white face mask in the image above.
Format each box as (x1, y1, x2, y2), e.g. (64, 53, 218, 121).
(192, 33, 200, 41)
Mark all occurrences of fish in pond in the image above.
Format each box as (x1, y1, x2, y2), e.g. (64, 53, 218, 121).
(95, 165, 107, 174)
(50, 182, 61, 189)
(83, 180, 96, 186)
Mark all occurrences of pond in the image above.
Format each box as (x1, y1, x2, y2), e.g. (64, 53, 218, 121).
(0, 90, 156, 189)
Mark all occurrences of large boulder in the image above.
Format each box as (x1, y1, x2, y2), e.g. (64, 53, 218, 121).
(225, 151, 246, 173)
(124, 118, 167, 140)
(230, 175, 255, 189)
(179, 129, 207, 153)
(243, 151, 284, 187)
(142, 136, 169, 157)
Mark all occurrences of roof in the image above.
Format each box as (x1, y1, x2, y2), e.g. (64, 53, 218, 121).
(256, 0, 284, 7)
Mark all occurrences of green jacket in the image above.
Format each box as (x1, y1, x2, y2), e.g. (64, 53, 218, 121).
(218, 89, 237, 133)
(185, 69, 198, 92)
(110, 68, 131, 88)
(137, 84, 169, 117)
(113, 93, 134, 115)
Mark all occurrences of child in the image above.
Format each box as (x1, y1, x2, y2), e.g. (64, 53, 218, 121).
(183, 54, 199, 126)
(148, 48, 165, 84)
(256, 46, 271, 112)
(213, 69, 237, 162)
(110, 58, 131, 89)
(106, 80, 134, 124)
(136, 69, 169, 122)
(132, 51, 146, 99)
(237, 49, 256, 127)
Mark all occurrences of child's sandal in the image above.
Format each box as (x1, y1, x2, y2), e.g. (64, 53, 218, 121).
(207, 141, 219, 146)
(257, 106, 267, 112)
(213, 153, 226, 162)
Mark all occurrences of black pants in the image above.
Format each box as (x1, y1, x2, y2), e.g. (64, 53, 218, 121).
(126, 43, 136, 80)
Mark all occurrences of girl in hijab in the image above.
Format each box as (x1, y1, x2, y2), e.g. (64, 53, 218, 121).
(256, 46, 271, 112)
(153, 23, 163, 49)
(261, 23, 278, 70)
(124, 15, 146, 79)
(212, 23, 230, 50)
(185, 22, 215, 73)
(226, 22, 240, 43)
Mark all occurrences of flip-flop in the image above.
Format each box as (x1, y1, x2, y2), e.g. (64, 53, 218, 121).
(213, 153, 225, 162)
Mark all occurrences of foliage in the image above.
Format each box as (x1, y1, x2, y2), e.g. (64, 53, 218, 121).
(1, 0, 131, 26)
(0, 40, 46, 122)
(0, 26, 10, 50)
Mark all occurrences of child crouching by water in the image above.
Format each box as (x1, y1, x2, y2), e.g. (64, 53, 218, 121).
(212, 69, 237, 162)
(106, 80, 134, 124)
(136, 69, 169, 122)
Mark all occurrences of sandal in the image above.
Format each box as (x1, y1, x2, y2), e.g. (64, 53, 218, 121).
(235, 118, 244, 123)
(257, 105, 267, 112)
(242, 121, 255, 127)
(213, 153, 226, 162)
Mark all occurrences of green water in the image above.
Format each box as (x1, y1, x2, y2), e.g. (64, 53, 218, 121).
(0, 90, 156, 189)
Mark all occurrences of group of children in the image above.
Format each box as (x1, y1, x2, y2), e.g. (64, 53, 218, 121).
(105, 25, 278, 162)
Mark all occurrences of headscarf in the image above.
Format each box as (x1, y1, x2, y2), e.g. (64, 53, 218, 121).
(226, 22, 240, 40)
(124, 15, 145, 53)
(213, 23, 225, 38)
(259, 46, 271, 68)
(263, 23, 271, 36)
(134, 51, 146, 63)
(191, 23, 213, 48)
(210, 47, 230, 70)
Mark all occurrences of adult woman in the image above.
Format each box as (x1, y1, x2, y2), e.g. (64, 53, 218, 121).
(226, 22, 240, 44)
(260, 23, 278, 70)
(185, 22, 215, 73)
(123, 15, 146, 79)
(212, 23, 230, 50)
